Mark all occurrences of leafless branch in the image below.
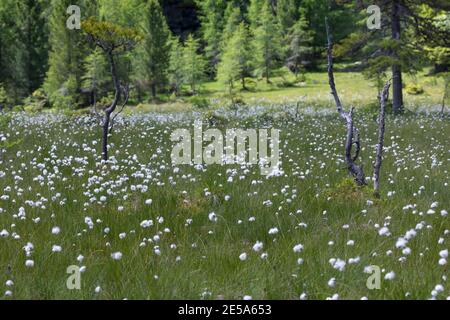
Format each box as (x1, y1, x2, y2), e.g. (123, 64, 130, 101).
(373, 80, 391, 197)
(326, 18, 366, 186)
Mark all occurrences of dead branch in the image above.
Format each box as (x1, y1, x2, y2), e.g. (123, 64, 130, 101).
(326, 18, 366, 186)
(373, 80, 391, 198)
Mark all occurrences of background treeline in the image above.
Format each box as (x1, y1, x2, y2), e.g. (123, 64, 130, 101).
(0, 0, 448, 110)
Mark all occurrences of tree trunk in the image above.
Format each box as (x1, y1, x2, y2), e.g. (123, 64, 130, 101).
(137, 86, 142, 103)
(241, 76, 246, 90)
(391, 0, 403, 114)
(102, 112, 111, 161)
(326, 19, 366, 186)
(373, 81, 391, 198)
(151, 83, 156, 99)
(101, 51, 120, 162)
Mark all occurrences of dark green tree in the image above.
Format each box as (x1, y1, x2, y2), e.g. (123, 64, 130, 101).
(253, 1, 283, 83)
(182, 35, 207, 93)
(133, 0, 171, 99)
(338, 0, 449, 113)
(168, 37, 185, 96)
(44, 0, 96, 108)
(196, 0, 228, 76)
(218, 22, 253, 91)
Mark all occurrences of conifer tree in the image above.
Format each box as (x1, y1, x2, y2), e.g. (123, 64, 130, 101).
(286, 14, 314, 79)
(247, 0, 264, 31)
(196, 0, 227, 76)
(253, 1, 283, 83)
(276, 0, 300, 37)
(339, 0, 449, 113)
(133, 0, 171, 99)
(221, 4, 243, 48)
(44, 0, 96, 108)
(168, 37, 185, 96)
(182, 35, 207, 93)
(218, 22, 253, 91)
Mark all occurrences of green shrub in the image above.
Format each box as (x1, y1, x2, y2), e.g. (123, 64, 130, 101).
(405, 83, 424, 95)
(22, 88, 49, 112)
(203, 110, 228, 127)
(188, 96, 209, 109)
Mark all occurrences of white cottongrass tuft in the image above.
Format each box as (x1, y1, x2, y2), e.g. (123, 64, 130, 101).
(52, 245, 62, 253)
(293, 244, 304, 253)
(239, 253, 247, 261)
(268, 227, 279, 235)
(25, 260, 34, 268)
(208, 212, 218, 222)
(384, 271, 396, 280)
(328, 278, 336, 287)
(378, 226, 390, 236)
(51, 226, 61, 235)
(329, 258, 346, 272)
(252, 241, 263, 252)
(140, 220, 153, 228)
(111, 252, 123, 260)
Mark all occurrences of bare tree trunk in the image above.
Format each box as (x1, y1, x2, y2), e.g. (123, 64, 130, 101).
(102, 112, 111, 161)
(373, 81, 391, 198)
(326, 19, 366, 186)
(151, 83, 156, 99)
(101, 51, 121, 162)
(391, 0, 403, 114)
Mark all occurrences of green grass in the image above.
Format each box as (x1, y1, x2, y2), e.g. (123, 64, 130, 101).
(133, 69, 447, 112)
(0, 110, 448, 300)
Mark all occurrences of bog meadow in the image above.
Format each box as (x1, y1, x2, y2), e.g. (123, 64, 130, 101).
(0, 0, 449, 300)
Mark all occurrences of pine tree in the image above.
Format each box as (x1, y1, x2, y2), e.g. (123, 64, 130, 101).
(14, 0, 50, 97)
(247, 0, 264, 31)
(44, 0, 96, 108)
(0, 0, 17, 99)
(82, 48, 109, 106)
(196, 0, 228, 76)
(168, 37, 185, 96)
(253, 1, 283, 83)
(0, 0, 49, 102)
(339, 0, 449, 113)
(221, 3, 243, 46)
(218, 22, 253, 91)
(276, 0, 300, 37)
(133, 0, 171, 99)
(286, 14, 314, 79)
(182, 35, 207, 94)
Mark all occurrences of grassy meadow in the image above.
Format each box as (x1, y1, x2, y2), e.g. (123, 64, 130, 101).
(131, 69, 447, 113)
(0, 98, 449, 299)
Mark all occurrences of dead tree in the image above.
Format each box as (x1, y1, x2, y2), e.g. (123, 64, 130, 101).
(325, 19, 366, 186)
(373, 81, 391, 198)
(83, 18, 141, 161)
